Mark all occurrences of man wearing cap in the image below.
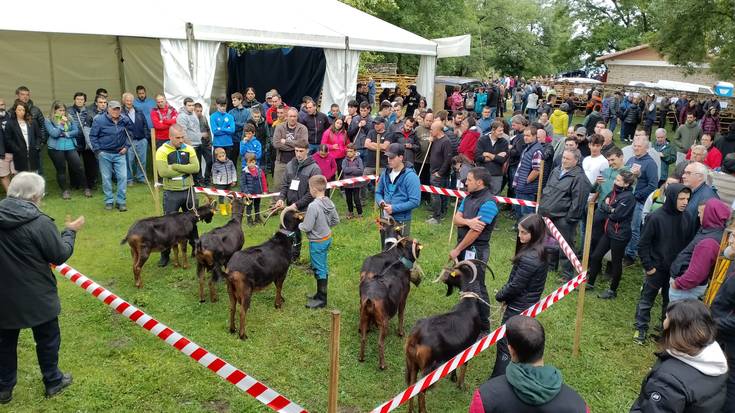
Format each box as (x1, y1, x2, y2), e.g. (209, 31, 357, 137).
(575, 126, 591, 158)
(375, 142, 421, 248)
(89, 100, 132, 211)
(363, 116, 391, 182)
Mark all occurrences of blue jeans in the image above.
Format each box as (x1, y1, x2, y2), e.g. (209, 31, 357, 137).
(127, 138, 148, 183)
(488, 107, 497, 124)
(527, 109, 537, 122)
(99, 151, 128, 206)
(608, 117, 618, 134)
(309, 237, 332, 279)
(624, 202, 644, 259)
(513, 191, 537, 224)
(668, 282, 707, 302)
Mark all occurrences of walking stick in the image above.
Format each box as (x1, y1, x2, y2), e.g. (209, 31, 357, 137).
(329, 169, 343, 199)
(417, 139, 432, 179)
(534, 160, 545, 213)
(447, 197, 460, 248)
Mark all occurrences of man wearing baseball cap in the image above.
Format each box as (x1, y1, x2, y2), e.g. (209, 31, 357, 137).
(375, 142, 421, 248)
(89, 100, 132, 211)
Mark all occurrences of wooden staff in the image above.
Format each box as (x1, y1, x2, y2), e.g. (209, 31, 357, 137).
(417, 139, 432, 179)
(535, 159, 545, 212)
(572, 200, 595, 357)
(150, 128, 161, 215)
(327, 310, 341, 413)
(329, 169, 343, 200)
(704, 228, 734, 306)
(447, 197, 460, 248)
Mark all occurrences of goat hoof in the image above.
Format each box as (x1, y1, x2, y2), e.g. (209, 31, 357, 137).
(379, 364, 386, 371)
(183, 264, 190, 270)
(397, 331, 404, 338)
(239, 334, 248, 340)
(199, 299, 205, 304)
(229, 328, 236, 334)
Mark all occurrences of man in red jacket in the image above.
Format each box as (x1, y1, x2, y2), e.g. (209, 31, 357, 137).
(469, 316, 589, 413)
(151, 94, 178, 148)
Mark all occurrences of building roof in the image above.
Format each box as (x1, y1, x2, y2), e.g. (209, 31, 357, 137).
(596, 44, 652, 63)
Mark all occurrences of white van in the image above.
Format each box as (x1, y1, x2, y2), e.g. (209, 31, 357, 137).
(654, 80, 714, 95)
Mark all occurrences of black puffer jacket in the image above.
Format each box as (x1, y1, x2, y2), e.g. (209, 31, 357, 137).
(496, 249, 548, 311)
(0, 197, 77, 329)
(630, 349, 727, 413)
(279, 156, 322, 211)
(595, 184, 636, 242)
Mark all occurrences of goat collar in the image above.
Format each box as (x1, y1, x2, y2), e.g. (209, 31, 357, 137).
(399, 256, 414, 270)
(459, 291, 492, 308)
(278, 228, 296, 238)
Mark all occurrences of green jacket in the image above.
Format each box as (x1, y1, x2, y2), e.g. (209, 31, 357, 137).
(673, 122, 703, 153)
(155, 142, 200, 191)
(594, 165, 630, 208)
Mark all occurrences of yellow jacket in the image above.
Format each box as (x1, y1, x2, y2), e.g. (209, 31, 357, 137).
(550, 109, 569, 136)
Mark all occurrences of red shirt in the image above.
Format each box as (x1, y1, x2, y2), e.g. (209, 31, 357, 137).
(151, 105, 178, 141)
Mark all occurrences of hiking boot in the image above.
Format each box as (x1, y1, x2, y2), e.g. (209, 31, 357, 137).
(117, 204, 127, 212)
(356, 213, 363, 219)
(598, 289, 617, 299)
(246, 216, 254, 226)
(306, 278, 327, 309)
(425, 217, 440, 225)
(0, 389, 11, 404)
(623, 256, 636, 268)
(62, 190, 71, 200)
(253, 216, 263, 225)
(633, 329, 646, 345)
(158, 252, 170, 268)
(104, 204, 113, 211)
(45, 373, 73, 398)
(345, 211, 354, 220)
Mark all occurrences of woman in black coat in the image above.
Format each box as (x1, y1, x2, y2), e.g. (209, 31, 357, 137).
(586, 170, 636, 299)
(631, 299, 727, 413)
(491, 213, 549, 378)
(3, 100, 41, 173)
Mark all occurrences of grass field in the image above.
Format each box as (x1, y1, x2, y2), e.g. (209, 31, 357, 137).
(3, 123, 666, 413)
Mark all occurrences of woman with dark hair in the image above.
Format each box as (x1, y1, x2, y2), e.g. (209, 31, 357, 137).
(378, 87, 392, 105)
(586, 170, 636, 299)
(3, 100, 41, 173)
(491, 213, 549, 378)
(242, 87, 259, 108)
(44, 102, 83, 199)
(631, 299, 727, 412)
(320, 117, 348, 176)
(67, 92, 95, 197)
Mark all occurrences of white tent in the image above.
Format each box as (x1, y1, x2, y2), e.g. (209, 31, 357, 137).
(0, 0, 443, 115)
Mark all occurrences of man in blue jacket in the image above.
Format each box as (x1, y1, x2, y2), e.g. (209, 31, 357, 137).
(90, 101, 131, 211)
(122, 92, 151, 185)
(375, 143, 421, 248)
(623, 135, 659, 266)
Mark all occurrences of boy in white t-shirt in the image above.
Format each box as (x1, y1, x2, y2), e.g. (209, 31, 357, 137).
(582, 134, 609, 185)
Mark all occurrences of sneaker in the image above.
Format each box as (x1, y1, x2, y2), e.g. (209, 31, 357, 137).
(345, 212, 354, 220)
(425, 218, 440, 225)
(84, 189, 93, 198)
(623, 256, 636, 268)
(0, 389, 11, 404)
(104, 204, 114, 211)
(62, 190, 71, 200)
(118, 205, 128, 212)
(598, 289, 617, 299)
(45, 373, 73, 398)
(633, 329, 646, 345)
(356, 214, 363, 219)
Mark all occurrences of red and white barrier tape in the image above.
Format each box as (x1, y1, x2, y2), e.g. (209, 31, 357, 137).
(542, 217, 584, 274)
(53, 263, 307, 413)
(370, 271, 587, 413)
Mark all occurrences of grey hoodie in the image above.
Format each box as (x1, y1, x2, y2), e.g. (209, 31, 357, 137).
(299, 196, 339, 241)
(176, 107, 202, 146)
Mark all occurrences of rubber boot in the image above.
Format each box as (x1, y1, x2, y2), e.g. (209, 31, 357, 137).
(306, 278, 327, 309)
(219, 203, 228, 216)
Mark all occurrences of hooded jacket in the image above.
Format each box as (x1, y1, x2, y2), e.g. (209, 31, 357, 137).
(375, 165, 421, 223)
(240, 164, 267, 195)
(538, 165, 592, 221)
(673, 121, 703, 153)
(458, 127, 482, 162)
(549, 108, 569, 136)
(321, 128, 348, 160)
(470, 363, 589, 413)
(596, 183, 636, 241)
(712, 274, 735, 349)
(0, 197, 76, 329)
(299, 197, 340, 241)
(670, 198, 730, 290)
(155, 142, 200, 191)
(279, 156, 322, 210)
(630, 342, 728, 413)
(638, 184, 694, 275)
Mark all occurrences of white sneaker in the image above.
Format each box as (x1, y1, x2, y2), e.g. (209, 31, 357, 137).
(425, 218, 440, 225)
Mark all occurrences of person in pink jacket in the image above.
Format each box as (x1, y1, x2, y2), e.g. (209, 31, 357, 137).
(321, 118, 348, 175)
(312, 144, 337, 182)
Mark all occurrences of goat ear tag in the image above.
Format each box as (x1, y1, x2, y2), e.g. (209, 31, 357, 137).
(418, 245, 423, 250)
(450, 271, 458, 277)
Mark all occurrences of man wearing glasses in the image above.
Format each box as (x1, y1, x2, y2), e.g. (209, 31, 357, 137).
(682, 161, 719, 223)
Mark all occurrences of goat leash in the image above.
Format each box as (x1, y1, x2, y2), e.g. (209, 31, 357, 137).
(459, 291, 493, 308)
(123, 128, 156, 198)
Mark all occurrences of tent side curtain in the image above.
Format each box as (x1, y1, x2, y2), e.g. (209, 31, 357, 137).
(161, 39, 220, 118)
(434, 35, 471, 58)
(0, 31, 163, 112)
(226, 47, 326, 109)
(321, 49, 360, 114)
(416, 55, 437, 109)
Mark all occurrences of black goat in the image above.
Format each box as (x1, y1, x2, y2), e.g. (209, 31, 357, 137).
(195, 196, 245, 303)
(404, 259, 492, 413)
(358, 237, 423, 370)
(122, 201, 215, 288)
(224, 209, 304, 340)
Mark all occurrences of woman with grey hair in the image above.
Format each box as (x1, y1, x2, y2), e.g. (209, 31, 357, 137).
(0, 172, 84, 404)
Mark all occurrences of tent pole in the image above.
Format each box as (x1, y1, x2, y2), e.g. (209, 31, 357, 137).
(186, 23, 196, 79)
(47, 35, 57, 103)
(115, 36, 126, 95)
(344, 37, 349, 113)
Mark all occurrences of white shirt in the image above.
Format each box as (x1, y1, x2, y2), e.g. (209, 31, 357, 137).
(582, 154, 609, 184)
(19, 121, 29, 148)
(526, 93, 539, 109)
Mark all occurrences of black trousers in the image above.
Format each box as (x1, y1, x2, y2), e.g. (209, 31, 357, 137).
(245, 198, 261, 217)
(724, 346, 735, 413)
(490, 306, 523, 379)
(587, 234, 628, 291)
(634, 271, 670, 333)
(78, 148, 98, 189)
(430, 174, 448, 220)
(0, 317, 63, 391)
(462, 245, 491, 332)
(48, 149, 83, 191)
(344, 187, 363, 215)
(553, 217, 578, 279)
(194, 145, 211, 185)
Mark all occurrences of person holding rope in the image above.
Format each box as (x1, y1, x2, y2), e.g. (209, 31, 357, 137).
(375, 143, 421, 248)
(121, 93, 150, 186)
(449, 167, 498, 334)
(154, 124, 200, 268)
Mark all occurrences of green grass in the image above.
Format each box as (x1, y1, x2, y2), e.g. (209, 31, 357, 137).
(4, 126, 661, 412)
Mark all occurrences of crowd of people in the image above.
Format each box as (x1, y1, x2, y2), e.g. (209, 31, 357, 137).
(0, 77, 734, 412)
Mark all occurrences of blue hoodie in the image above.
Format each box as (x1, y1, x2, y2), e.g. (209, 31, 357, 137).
(239, 137, 262, 164)
(625, 152, 658, 203)
(375, 166, 421, 223)
(210, 111, 235, 147)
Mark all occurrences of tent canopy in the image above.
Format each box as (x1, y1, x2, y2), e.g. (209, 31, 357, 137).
(0, 0, 437, 56)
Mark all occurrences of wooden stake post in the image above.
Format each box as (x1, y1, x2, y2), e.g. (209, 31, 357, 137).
(535, 160, 545, 210)
(704, 227, 734, 305)
(572, 200, 595, 357)
(327, 310, 341, 413)
(150, 128, 162, 215)
(447, 197, 460, 248)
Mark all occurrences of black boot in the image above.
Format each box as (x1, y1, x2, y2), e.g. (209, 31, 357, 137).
(246, 216, 254, 226)
(157, 250, 170, 267)
(305, 276, 318, 300)
(306, 278, 327, 309)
